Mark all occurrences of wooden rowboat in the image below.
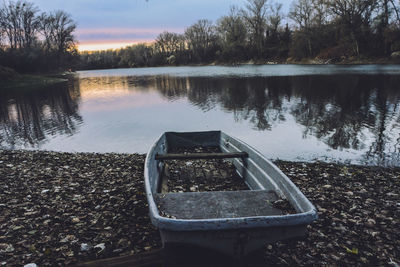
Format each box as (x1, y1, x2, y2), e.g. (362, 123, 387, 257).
(144, 131, 317, 257)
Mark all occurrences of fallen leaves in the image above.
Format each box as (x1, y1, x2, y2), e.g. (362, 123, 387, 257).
(0, 150, 398, 266)
(162, 146, 249, 193)
(268, 160, 400, 266)
(0, 150, 160, 266)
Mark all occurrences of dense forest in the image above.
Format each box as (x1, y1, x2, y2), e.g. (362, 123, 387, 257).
(0, 0, 78, 73)
(1, 0, 400, 73)
(78, 0, 400, 70)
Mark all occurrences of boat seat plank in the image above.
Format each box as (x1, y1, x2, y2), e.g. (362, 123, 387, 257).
(155, 190, 283, 220)
(155, 152, 248, 161)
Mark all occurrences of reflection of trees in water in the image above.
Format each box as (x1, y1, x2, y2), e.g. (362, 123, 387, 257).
(289, 75, 400, 165)
(154, 76, 289, 130)
(150, 74, 400, 165)
(291, 75, 374, 150)
(364, 78, 400, 165)
(64, 74, 399, 165)
(0, 82, 82, 148)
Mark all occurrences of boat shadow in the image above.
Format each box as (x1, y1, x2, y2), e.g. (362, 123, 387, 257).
(163, 243, 266, 267)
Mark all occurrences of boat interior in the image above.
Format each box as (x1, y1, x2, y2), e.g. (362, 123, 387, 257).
(150, 131, 298, 219)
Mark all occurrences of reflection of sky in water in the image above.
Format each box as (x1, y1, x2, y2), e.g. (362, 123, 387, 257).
(1, 65, 400, 166)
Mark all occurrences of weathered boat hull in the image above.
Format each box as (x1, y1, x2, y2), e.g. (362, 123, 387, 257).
(144, 131, 317, 257)
(160, 225, 307, 256)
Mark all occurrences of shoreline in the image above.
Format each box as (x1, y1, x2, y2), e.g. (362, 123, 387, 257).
(0, 149, 398, 266)
(0, 66, 70, 90)
(0, 74, 68, 90)
(74, 58, 400, 71)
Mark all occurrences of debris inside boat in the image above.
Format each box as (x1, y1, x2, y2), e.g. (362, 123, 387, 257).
(161, 146, 249, 193)
(157, 146, 297, 219)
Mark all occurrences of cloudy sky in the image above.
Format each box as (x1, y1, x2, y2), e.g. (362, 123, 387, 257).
(30, 0, 291, 51)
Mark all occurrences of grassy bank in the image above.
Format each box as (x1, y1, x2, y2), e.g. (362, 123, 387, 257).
(0, 150, 398, 266)
(0, 66, 67, 90)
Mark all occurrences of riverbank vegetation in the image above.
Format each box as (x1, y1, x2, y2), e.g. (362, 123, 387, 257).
(78, 0, 400, 69)
(2, 0, 400, 73)
(0, 0, 78, 74)
(0, 66, 67, 89)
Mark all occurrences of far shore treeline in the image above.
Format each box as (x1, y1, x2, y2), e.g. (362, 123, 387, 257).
(1, 0, 400, 74)
(78, 0, 400, 69)
(0, 0, 77, 74)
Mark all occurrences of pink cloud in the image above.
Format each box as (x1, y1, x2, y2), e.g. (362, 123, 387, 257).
(75, 27, 185, 44)
(75, 27, 184, 36)
(74, 27, 186, 50)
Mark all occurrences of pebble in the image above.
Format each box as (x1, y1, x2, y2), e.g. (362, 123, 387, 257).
(189, 186, 197, 192)
(80, 243, 91, 252)
(0, 243, 14, 253)
(94, 243, 105, 253)
(365, 218, 376, 228)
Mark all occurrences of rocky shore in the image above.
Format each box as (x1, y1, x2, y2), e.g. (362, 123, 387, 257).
(0, 150, 399, 266)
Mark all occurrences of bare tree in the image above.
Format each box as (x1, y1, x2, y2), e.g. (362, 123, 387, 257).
(289, 0, 314, 30)
(38, 12, 53, 51)
(241, 0, 269, 56)
(267, 2, 283, 38)
(328, 0, 378, 56)
(185, 19, 217, 61)
(39, 10, 76, 53)
(312, 0, 329, 27)
(0, 0, 39, 49)
(20, 1, 38, 48)
(217, 6, 248, 60)
(0, 9, 4, 48)
(289, 0, 315, 55)
(155, 31, 185, 55)
(217, 6, 247, 46)
(389, 0, 400, 25)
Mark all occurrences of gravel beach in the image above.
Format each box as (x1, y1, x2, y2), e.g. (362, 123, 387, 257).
(0, 150, 399, 266)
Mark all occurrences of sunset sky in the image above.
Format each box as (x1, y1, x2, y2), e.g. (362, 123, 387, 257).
(31, 0, 291, 51)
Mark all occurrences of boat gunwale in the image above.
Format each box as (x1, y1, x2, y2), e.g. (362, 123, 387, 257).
(144, 131, 318, 232)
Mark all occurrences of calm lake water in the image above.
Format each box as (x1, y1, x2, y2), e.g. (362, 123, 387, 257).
(1, 65, 400, 166)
